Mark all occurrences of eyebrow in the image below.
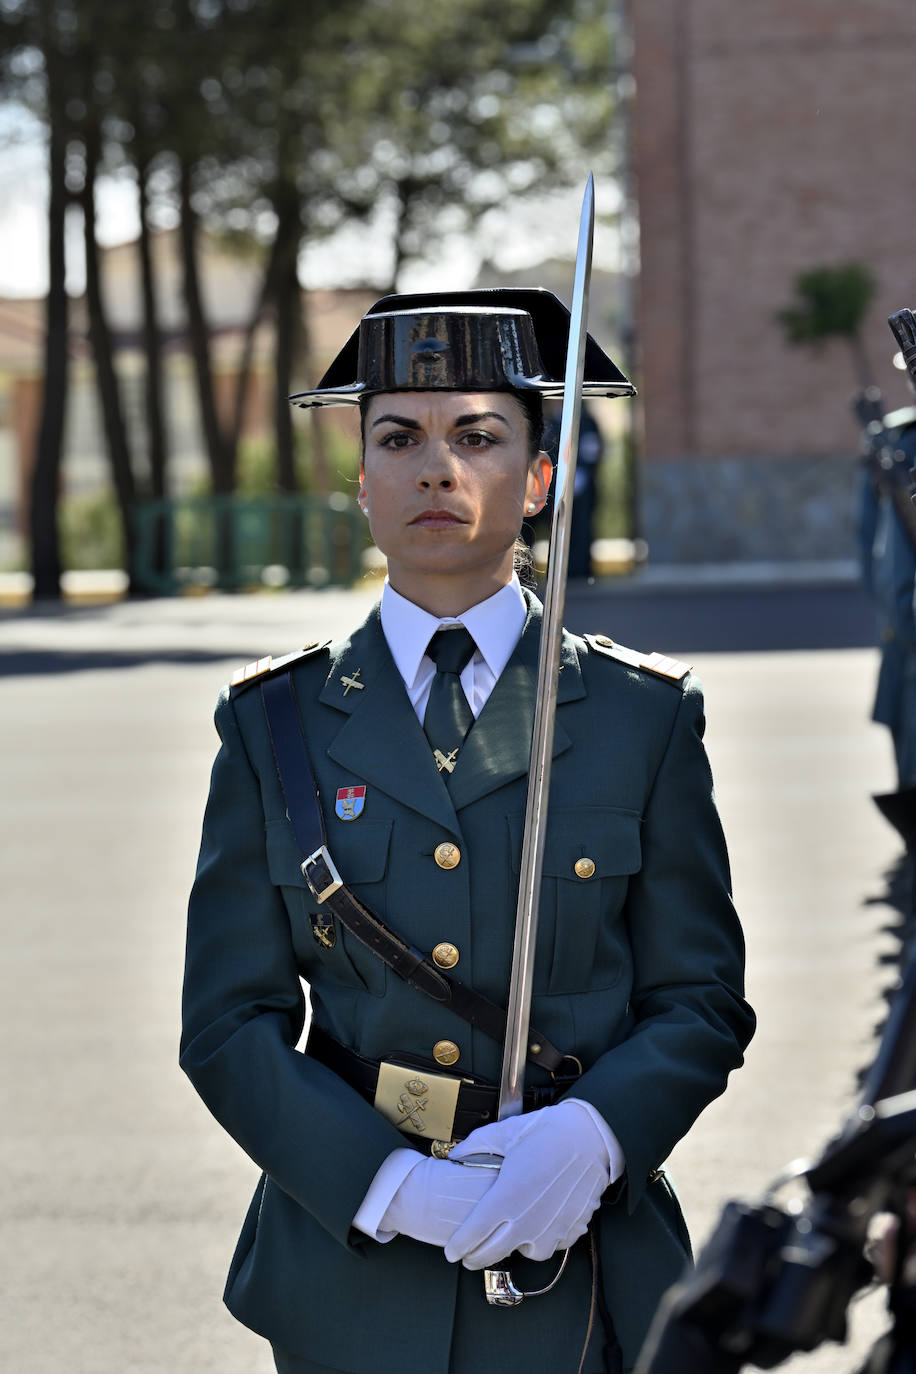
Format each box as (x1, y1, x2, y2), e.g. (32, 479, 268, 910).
(454, 411, 510, 428)
(370, 413, 423, 430)
(370, 410, 510, 429)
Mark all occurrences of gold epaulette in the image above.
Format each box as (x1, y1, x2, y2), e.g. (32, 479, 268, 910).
(229, 640, 329, 694)
(584, 634, 692, 684)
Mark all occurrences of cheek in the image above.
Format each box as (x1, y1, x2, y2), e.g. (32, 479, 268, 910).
(360, 460, 392, 509)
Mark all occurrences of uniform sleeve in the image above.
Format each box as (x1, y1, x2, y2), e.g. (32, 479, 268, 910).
(566, 675, 755, 1212)
(179, 688, 407, 1248)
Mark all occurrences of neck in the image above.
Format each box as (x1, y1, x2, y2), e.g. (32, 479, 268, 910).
(386, 556, 515, 618)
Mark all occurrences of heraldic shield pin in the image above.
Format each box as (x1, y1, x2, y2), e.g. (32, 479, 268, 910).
(335, 785, 366, 821)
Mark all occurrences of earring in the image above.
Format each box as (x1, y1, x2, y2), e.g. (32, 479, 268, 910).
(526, 503, 537, 513)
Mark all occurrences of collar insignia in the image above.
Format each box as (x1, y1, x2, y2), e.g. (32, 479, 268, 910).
(340, 668, 365, 695)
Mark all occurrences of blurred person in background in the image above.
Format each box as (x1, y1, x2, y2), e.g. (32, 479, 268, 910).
(858, 364, 916, 863)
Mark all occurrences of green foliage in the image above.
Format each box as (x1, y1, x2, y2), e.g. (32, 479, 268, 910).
(59, 488, 125, 570)
(1, 0, 621, 341)
(211, 426, 361, 497)
(1, 0, 624, 588)
(336, 0, 618, 282)
(775, 261, 877, 387)
(776, 262, 876, 346)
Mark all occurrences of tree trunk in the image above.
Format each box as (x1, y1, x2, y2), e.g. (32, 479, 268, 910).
(177, 157, 236, 582)
(177, 156, 232, 494)
(136, 155, 170, 581)
(30, 21, 69, 602)
(230, 229, 282, 445)
(387, 176, 417, 293)
(137, 157, 169, 503)
(82, 122, 139, 589)
(273, 213, 301, 494)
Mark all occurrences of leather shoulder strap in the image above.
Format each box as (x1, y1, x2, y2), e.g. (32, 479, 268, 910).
(260, 671, 568, 1075)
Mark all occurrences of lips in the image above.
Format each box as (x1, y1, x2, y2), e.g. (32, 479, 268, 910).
(409, 509, 466, 529)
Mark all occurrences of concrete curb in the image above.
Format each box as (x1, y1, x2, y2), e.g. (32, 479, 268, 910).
(0, 559, 864, 608)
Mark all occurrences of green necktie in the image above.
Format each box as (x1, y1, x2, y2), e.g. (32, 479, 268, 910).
(423, 627, 477, 776)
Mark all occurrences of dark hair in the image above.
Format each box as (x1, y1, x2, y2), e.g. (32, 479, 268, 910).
(358, 388, 544, 459)
(510, 388, 545, 458)
(513, 536, 538, 588)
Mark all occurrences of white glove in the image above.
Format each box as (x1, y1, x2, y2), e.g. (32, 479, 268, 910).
(378, 1151, 499, 1248)
(444, 1100, 613, 1269)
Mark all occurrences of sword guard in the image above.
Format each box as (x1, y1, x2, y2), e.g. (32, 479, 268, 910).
(455, 1155, 574, 1306)
(455, 1151, 502, 1170)
(484, 1267, 525, 1307)
(483, 1246, 572, 1307)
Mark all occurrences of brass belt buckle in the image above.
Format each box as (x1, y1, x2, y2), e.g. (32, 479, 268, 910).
(374, 1061, 462, 1145)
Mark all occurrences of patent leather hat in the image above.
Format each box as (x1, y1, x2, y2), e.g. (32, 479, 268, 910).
(289, 288, 635, 408)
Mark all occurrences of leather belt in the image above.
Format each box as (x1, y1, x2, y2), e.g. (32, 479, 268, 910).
(261, 671, 568, 1074)
(307, 1024, 581, 1152)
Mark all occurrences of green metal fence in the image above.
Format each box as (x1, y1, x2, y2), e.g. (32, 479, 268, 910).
(133, 493, 367, 595)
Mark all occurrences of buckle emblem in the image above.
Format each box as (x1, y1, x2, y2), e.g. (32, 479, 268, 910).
(375, 1062, 462, 1141)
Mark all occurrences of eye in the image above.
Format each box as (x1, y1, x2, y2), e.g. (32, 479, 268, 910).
(458, 430, 498, 449)
(377, 430, 418, 450)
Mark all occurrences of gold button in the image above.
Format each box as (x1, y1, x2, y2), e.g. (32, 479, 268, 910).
(434, 842, 461, 870)
(574, 857, 596, 879)
(433, 1039, 460, 1066)
(432, 942, 460, 969)
(595, 635, 614, 648)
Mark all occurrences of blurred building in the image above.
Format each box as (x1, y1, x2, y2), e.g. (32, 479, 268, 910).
(0, 232, 374, 567)
(632, 0, 916, 562)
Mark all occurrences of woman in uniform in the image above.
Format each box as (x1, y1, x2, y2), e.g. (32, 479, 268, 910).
(180, 288, 755, 1374)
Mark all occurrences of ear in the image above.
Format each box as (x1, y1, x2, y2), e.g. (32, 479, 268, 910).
(358, 460, 367, 509)
(525, 452, 553, 512)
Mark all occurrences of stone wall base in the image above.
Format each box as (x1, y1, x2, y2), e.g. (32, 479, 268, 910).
(639, 453, 861, 563)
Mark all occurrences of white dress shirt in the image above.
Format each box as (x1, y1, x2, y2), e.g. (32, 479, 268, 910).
(351, 575, 625, 1241)
(379, 572, 528, 725)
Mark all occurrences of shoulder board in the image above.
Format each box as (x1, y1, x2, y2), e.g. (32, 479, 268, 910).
(229, 640, 330, 695)
(584, 634, 691, 684)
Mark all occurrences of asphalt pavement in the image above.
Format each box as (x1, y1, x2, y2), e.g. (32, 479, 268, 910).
(0, 574, 906, 1373)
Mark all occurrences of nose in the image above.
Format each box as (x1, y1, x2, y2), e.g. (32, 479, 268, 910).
(416, 437, 458, 490)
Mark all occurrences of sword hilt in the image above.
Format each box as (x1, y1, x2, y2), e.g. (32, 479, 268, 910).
(455, 1152, 571, 1305)
(484, 1247, 571, 1306)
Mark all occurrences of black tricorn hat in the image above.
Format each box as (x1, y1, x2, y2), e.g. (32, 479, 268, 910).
(289, 288, 635, 408)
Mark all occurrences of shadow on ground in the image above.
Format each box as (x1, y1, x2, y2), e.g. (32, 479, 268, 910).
(1, 649, 241, 676)
(563, 579, 877, 653)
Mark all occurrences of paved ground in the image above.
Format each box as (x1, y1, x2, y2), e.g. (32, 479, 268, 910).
(0, 580, 907, 1372)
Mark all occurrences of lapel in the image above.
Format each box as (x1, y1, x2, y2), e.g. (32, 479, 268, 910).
(311, 593, 588, 826)
(447, 592, 586, 812)
(316, 603, 459, 833)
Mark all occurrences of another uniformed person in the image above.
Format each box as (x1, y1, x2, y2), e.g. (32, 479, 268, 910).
(857, 380, 916, 852)
(180, 289, 755, 1373)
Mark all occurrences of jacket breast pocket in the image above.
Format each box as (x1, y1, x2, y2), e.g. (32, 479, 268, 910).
(265, 819, 392, 996)
(508, 807, 642, 994)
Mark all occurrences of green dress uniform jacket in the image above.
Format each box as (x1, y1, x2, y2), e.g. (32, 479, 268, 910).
(180, 592, 755, 1373)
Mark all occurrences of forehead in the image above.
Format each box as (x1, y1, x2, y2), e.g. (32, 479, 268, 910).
(364, 390, 525, 427)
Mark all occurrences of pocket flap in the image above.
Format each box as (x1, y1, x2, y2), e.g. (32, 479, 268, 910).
(508, 807, 642, 880)
(265, 819, 392, 888)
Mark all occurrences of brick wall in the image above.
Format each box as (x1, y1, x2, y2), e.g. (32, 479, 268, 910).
(632, 0, 916, 559)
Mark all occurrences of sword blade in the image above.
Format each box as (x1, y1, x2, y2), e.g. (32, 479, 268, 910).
(497, 175, 595, 1120)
